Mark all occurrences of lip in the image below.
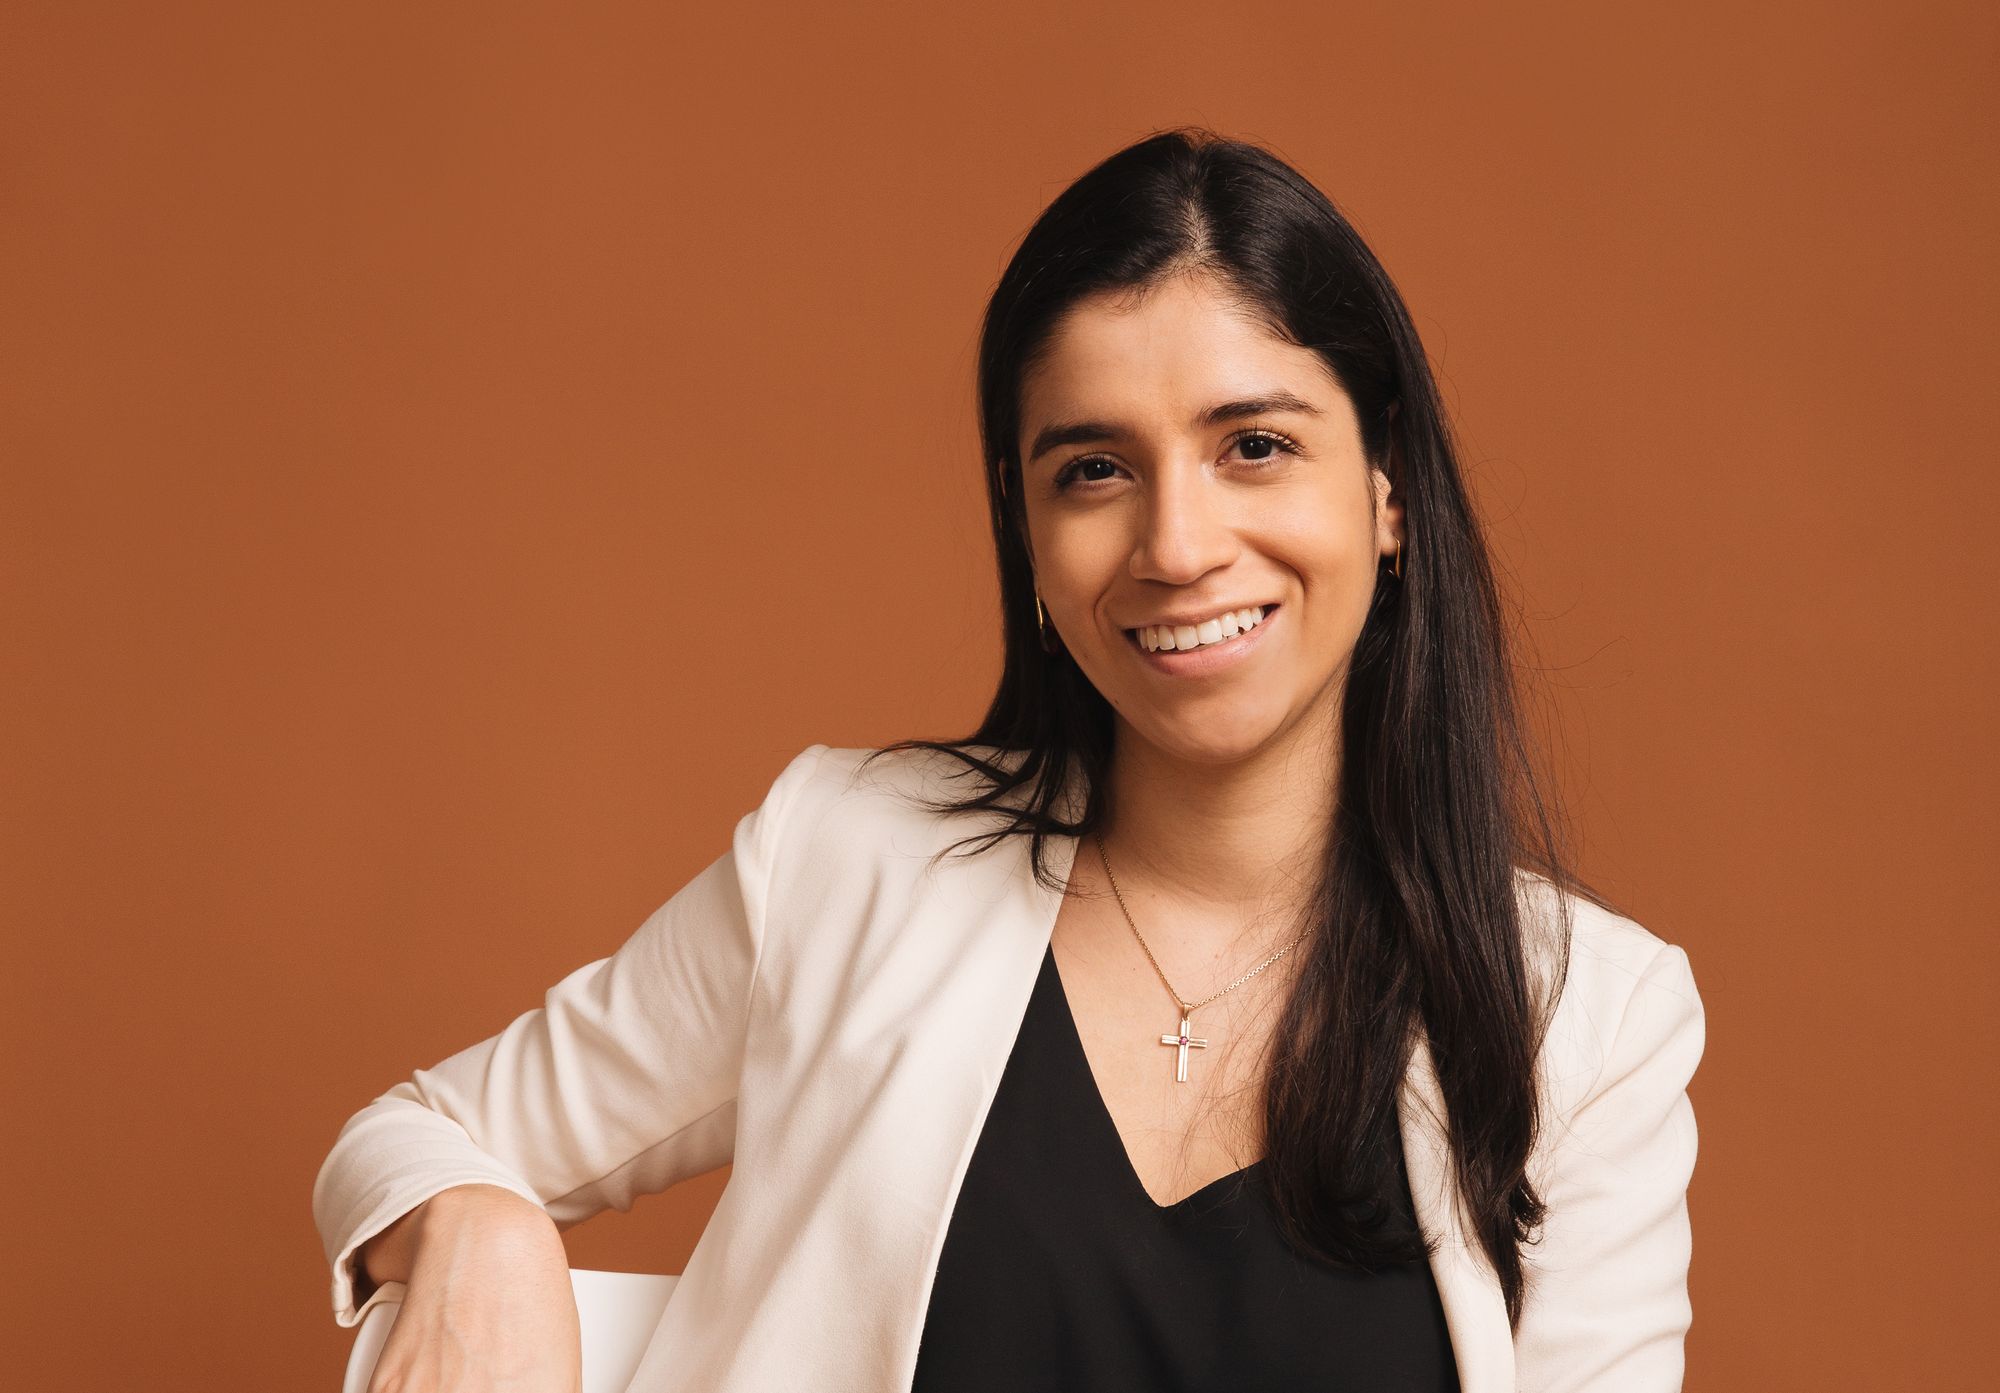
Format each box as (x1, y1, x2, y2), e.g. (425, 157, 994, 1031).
(1123, 604, 1281, 677)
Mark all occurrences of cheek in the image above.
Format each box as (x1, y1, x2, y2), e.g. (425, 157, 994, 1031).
(1034, 516, 1120, 604)
(1269, 501, 1378, 592)
(1267, 518, 1383, 654)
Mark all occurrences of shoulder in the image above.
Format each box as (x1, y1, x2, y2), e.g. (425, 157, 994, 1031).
(766, 739, 1025, 813)
(739, 742, 1048, 975)
(748, 739, 1034, 865)
(1513, 868, 1706, 1127)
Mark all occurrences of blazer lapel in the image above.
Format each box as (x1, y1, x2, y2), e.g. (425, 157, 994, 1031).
(1398, 1027, 1517, 1391)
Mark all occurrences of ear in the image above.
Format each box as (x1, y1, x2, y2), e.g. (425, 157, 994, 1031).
(1373, 402, 1405, 559)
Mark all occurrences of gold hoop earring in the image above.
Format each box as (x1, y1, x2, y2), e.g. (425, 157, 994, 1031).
(1393, 537, 1403, 579)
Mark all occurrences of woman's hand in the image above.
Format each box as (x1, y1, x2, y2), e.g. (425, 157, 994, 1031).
(363, 1185, 582, 1393)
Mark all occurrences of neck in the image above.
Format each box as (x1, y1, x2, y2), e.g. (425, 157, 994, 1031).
(1094, 720, 1337, 951)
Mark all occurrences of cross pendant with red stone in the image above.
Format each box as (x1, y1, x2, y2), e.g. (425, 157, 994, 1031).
(1159, 1010, 1210, 1083)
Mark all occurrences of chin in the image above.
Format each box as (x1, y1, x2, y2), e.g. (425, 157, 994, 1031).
(1126, 715, 1280, 766)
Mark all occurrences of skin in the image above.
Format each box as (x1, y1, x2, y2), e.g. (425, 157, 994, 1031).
(1018, 268, 1405, 1202)
(355, 1184, 582, 1392)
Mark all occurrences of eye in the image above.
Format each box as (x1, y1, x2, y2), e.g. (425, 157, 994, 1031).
(1231, 428, 1303, 464)
(1051, 455, 1122, 490)
(1050, 428, 1303, 492)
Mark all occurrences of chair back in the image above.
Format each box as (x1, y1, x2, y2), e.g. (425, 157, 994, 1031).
(341, 1269, 679, 1393)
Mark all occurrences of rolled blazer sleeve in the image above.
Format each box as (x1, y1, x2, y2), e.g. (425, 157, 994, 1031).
(309, 743, 829, 1328)
(1515, 943, 1706, 1391)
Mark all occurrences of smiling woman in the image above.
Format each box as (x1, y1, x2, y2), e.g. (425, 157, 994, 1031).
(314, 125, 1701, 1393)
(871, 127, 1703, 1391)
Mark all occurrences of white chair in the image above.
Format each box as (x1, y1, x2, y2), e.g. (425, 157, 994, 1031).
(341, 1268, 679, 1393)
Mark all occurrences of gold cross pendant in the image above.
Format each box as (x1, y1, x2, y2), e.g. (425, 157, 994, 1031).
(1159, 1010, 1210, 1083)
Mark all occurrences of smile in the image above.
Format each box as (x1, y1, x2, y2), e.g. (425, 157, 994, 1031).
(1122, 603, 1281, 676)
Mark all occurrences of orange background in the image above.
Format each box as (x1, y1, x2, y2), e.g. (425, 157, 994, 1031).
(4, 2, 1994, 1388)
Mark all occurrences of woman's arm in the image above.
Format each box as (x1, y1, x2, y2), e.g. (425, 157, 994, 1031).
(310, 743, 830, 1328)
(1514, 942, 1707, 1391)
(351, 1183, 543, 1306)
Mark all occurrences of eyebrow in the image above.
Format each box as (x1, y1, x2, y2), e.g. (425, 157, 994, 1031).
(1026, 390, 1325, 465)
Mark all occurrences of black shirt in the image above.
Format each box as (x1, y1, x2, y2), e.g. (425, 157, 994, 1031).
(909, 941, 1460, 1393)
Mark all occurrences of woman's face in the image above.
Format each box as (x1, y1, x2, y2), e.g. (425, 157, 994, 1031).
(1016, 270, 1402, 767)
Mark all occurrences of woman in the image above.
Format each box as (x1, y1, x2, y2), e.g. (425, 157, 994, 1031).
(314, 128, 1704, 1392)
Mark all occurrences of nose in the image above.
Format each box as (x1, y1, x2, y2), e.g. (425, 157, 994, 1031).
(1127, 464, 1239, 585)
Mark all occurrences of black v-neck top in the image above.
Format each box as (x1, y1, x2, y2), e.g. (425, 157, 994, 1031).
(909, 942, 1460, 1393)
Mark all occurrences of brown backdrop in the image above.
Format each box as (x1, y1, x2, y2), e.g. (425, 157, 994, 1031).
(4, 2, 1993, 1388)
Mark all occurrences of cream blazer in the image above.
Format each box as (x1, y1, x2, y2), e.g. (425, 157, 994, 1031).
(312, 742, 1705, 1392)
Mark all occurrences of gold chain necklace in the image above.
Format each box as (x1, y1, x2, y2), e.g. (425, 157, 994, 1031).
(1091, 830, 1311, 1085)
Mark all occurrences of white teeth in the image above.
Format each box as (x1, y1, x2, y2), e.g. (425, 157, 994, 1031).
(1135, 606, 1267, 652)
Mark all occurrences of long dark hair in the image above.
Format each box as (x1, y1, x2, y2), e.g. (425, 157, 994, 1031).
(861, 127, 1619, 1327)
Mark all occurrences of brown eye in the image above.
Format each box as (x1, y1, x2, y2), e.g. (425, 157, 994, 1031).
(1233, 429, 1301, 464)
(1053, 457, 1120, 490)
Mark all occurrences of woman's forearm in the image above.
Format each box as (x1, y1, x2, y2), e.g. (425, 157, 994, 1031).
(357, 1183, 554, 1298)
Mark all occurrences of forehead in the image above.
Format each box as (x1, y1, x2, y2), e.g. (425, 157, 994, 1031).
(1019, 274, 1347, 432)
